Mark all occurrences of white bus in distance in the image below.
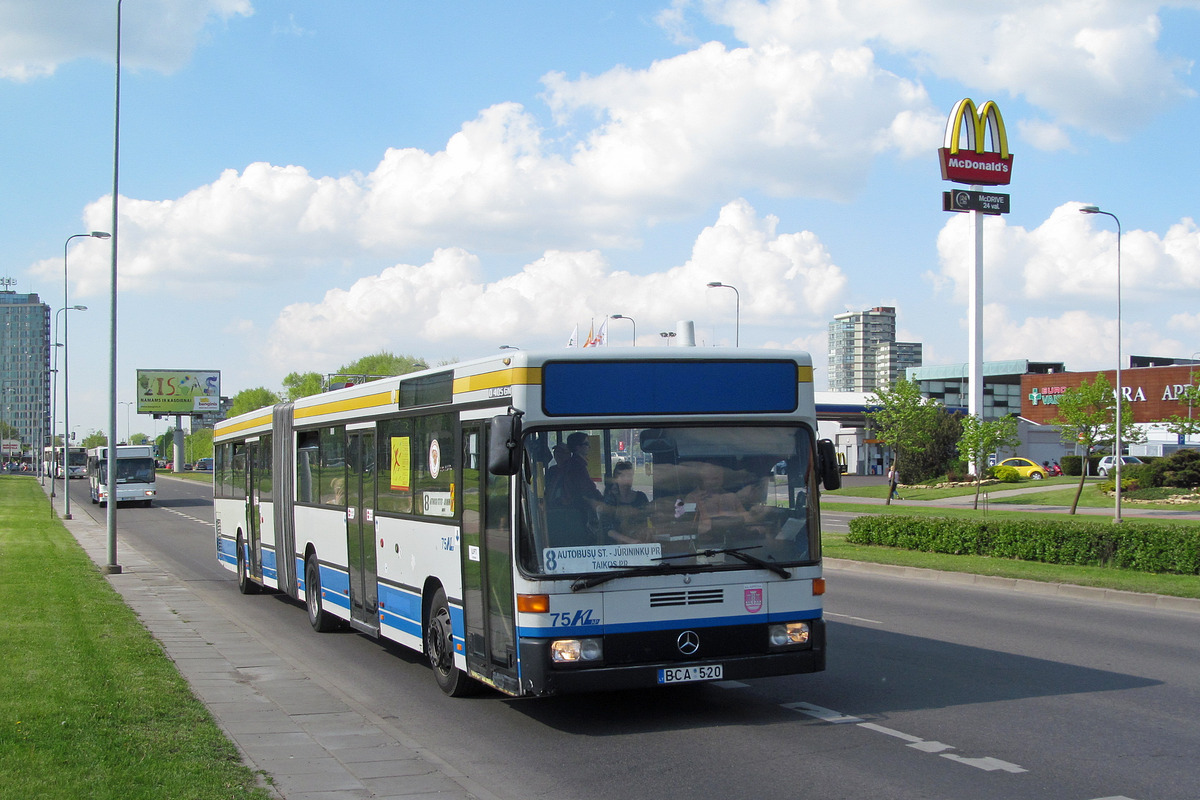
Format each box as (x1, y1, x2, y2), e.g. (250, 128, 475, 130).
(213, 348, 841, 697)
(87, 445, 157, 507)
(44, 445, 88, 479)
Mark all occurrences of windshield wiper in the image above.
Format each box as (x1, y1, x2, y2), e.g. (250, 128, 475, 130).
(571, 562, 680, 592)
(655, 546, 791, 580)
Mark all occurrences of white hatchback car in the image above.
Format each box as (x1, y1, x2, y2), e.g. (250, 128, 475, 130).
(1096, 455, 1142, 477)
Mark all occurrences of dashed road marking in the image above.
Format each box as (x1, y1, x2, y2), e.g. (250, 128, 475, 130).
(785, 701, 1027, 774)
(160, 507, 209, 527)
(825, 611, 883, 624)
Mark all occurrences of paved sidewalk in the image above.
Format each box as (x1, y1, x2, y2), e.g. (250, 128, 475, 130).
(48, 484, 501, 800)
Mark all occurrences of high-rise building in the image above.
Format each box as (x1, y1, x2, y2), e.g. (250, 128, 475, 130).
(827, 306, 922, 392)
(0, 287, 51, 461)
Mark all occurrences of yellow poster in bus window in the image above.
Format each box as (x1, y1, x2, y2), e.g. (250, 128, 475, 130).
(390, 437, 411, 490)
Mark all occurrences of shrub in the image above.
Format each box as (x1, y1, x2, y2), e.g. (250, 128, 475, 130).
(992, 465, 1021, 483)
(846, 515, 1200, 574)
(1141, 449, 1200, 489)
(1061, 455, 1101, 477)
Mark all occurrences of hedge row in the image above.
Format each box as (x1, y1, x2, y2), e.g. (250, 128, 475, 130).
(845, 515, 1200, 575)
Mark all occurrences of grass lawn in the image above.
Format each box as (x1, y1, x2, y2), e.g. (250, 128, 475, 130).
(0, 476, 270, 799)
(822, 499, 1200, 600)
(825, 475, 1082, 501)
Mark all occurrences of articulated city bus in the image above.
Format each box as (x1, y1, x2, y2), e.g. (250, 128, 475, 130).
(214, 348, 840, 697)
(87, 445, 157, 507)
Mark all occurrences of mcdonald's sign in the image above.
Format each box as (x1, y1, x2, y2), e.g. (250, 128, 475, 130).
(937, 98, 1013, 186)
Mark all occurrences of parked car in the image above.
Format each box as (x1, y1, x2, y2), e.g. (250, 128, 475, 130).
(996, 457, 1047, 480)
(194, 458, 214, 472)
(1097, 455, 1142, 478)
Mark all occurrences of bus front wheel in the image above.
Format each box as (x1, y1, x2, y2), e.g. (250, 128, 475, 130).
(236, 535, 259, 595)
(426, 587, 477, 697)
(304, 556, 338, 632)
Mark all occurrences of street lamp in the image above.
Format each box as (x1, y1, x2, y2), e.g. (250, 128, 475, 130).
(659, 331, 676, 346)
(65, 230, 108, 520)
(1080, 205, 1123, 523)
(106, 0, 124, 574)
(119, 401, 133, 444)
(49, 304, 87, 502)
(706, 282, 740, 347)
(611, 314, 636, 346)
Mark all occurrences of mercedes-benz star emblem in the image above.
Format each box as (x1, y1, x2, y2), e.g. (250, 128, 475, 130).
(676, 630, 700, 655)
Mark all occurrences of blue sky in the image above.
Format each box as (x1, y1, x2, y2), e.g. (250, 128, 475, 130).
(3, 0, 1200, 441)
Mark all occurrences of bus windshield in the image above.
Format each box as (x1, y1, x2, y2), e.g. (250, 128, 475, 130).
(97, 458, 156, 485)
(520, 425, 819, 578)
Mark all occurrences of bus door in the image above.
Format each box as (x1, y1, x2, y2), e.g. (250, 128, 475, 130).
(244, 439, 263, 583)
(461, 423, 517, 691)
(346, 428, 379, 633)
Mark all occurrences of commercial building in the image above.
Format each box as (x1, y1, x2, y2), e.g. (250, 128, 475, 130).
(0, 288, 51, 461)
(908, 360, 1067, 420)
(827, 306, 922, 392)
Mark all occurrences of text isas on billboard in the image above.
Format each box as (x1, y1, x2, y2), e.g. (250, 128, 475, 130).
(137, 370, 221, 416)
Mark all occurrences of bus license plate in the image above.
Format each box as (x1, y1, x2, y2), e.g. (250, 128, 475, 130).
(658, 665, 723, 684)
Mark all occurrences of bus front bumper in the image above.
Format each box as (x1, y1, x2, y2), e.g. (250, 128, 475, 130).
(516, 619, 825, 697)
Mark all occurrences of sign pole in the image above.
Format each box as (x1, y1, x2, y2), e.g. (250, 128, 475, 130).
(968, 201, 984, 428)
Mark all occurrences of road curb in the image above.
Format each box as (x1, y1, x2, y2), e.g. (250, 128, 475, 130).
(824, 557, 1200, 615)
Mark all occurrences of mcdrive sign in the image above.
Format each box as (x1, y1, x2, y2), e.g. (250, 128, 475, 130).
(938, 98, 1013, 186)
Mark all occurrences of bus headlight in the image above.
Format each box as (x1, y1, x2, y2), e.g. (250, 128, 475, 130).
(550, 638, 603, 663)
(768, 622, 811, 649)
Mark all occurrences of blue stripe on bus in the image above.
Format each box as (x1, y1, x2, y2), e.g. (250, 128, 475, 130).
(217, 536, 236, 567)
(261, 546, 277, 581)
(517, 607, 823, 638)
(316, 564, 351, 611)
(379, 584, 423, 638)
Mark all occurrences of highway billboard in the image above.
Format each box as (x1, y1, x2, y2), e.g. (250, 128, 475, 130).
(136, 370, 221, 416)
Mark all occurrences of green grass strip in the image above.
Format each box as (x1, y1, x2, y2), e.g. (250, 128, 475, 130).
(0, 476, 270, 799)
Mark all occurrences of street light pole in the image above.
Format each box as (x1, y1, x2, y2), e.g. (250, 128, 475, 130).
(706, 282, 740, 346)
(1080, 205, 1123, 523)
(64, 231, 107, 519)
(611, 314, 636, 346)
(106, 0, 124, 574)
(49, 304, 87, 501)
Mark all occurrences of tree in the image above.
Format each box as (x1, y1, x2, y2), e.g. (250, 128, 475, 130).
(337, 351, 427, 381)
(866, 379, 955, 501)
(229, 387, 282, 417)
(283, 371, 323, 401)
(1053, 373, 1142, 514)
(958, 414, 1021, 509)
(81, 431, 108, 448)
(186, 427, 213, 463)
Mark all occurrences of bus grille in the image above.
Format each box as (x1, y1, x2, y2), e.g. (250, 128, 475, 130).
(649, 588, 724, 607)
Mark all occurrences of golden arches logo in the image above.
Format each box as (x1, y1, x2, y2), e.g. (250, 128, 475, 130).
(938, 98, 1013, 186)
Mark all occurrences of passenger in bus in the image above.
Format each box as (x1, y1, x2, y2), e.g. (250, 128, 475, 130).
(600, 461, 649, 543)
(685, 462, 745, 535)
(545, 433, 603, 545)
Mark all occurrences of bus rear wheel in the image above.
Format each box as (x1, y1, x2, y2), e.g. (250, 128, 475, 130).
(426, 587, 477, 697)
(305, 556, 338, 632)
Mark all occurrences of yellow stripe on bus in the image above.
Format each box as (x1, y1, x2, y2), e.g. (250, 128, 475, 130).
(215, 413, 273, 437)
(453, 367, 542, 395)
(294, 390, 396, 420)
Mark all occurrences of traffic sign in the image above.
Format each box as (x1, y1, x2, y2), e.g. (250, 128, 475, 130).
(943, 189, 1010, 215)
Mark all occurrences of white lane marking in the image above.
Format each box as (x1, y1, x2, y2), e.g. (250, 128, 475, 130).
(161, 507, 209, 526)
(784, 702, 863, 723)
(859, 723, 953, 753)
(786, 702, 1027, 774)
(940, 754, 1027, 773)
(825, 611, 883, 625)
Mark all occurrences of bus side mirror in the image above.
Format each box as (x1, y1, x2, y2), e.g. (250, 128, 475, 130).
(488, 409, 524, 476)
(817, 439, 841, 491)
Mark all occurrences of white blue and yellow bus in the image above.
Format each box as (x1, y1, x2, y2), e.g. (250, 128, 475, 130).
(214, 348, 840, 697)
(87, 444, 157, 507)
